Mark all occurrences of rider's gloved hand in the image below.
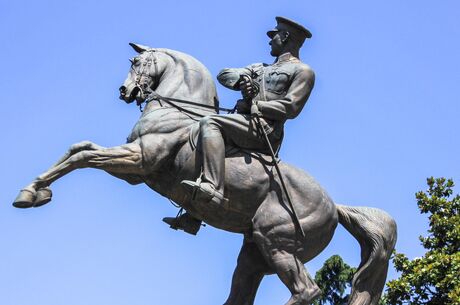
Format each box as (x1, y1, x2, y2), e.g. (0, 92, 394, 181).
(236, 99, 251, 114)
(238, 75, 257, 100)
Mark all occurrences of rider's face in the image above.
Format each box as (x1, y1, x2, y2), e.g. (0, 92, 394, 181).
(269, 31, 286, 57)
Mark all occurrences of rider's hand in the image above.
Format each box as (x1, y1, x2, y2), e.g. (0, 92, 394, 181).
(236, 99, 250, 114)
(239, 75, 257, 100)
(250, 103, 262, 118)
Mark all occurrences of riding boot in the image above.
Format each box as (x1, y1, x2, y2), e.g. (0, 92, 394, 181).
(163, 119, 227, 233)
(180, 134, 227, 205)
(201, 131, 225, 193)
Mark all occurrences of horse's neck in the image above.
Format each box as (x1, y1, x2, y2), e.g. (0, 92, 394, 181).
(143, 49, 218, 114)
(137, 49, 219, 181)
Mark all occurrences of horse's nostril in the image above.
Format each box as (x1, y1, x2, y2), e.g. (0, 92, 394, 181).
(119, 86, 126, 94)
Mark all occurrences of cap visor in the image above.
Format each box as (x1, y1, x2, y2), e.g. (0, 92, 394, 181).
(267, 30, 278, 38)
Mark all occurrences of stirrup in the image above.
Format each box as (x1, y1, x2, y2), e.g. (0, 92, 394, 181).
(162, 213, 203, 235)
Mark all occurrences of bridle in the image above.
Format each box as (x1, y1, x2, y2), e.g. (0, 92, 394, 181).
(130, 50, 160, 111)
(131, 50, 235, 115)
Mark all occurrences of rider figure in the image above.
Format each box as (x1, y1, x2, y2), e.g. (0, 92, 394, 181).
(164, 16, 315, 234)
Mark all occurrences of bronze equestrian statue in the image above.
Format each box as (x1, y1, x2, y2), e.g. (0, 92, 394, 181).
(13, 17, 397, 305)
(164, 17, 315, 236)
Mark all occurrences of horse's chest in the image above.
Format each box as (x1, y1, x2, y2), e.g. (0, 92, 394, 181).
(127, 110, 184, 142)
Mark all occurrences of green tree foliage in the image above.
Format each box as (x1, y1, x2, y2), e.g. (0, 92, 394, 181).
(313, 255, 355, 305)
(385, 177, 460, 305)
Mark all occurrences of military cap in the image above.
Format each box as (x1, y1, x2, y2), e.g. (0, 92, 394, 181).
(267, 16, 312, 45)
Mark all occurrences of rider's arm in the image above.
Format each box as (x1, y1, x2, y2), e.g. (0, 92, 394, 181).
(258, 66, 315, 121)
(217, 64, 262, 90)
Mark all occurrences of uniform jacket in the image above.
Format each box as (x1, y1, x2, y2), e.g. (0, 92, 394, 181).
(217, 52, 315, 138)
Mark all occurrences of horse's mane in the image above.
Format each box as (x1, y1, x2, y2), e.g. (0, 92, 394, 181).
(153, 48, 219, 110)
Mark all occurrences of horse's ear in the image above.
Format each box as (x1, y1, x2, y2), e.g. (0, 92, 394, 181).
(129, 42, 150, 54)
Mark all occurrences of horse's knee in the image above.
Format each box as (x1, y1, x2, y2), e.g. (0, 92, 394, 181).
(69, 140, 94, 153)
(68, 150, 93, 166)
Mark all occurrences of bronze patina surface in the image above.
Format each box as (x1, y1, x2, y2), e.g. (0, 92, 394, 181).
(13, 17, 396, 305)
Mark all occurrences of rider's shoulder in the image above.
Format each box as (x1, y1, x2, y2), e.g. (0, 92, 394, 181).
(294, 62, 315, 79)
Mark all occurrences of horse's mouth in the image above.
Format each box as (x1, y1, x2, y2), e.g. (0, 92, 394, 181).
(122, 87, 141, 104)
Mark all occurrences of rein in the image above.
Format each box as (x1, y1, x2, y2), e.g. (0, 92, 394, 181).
(144, 93, 235, 115)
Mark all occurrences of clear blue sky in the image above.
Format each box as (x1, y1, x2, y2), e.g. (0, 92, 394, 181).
(1, 1, 459, 304)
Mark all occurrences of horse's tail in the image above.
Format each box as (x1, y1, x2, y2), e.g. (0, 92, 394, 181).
(336, 204, 397, 305)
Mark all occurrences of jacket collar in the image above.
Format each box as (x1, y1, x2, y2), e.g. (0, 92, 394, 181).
(275, 52, 299, 64)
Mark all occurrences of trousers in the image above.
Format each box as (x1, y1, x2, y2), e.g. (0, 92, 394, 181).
(197, 113, 281, 191)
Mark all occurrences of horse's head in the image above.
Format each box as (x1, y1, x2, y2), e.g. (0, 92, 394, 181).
(119, 43, 219, 113)
(119, 43, 162, 105)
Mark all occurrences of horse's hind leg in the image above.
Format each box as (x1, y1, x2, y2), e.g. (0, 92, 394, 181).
(13, 143, 145, 208)
(224, 237, 270, 305)
(252, 199, 321, 305)
(253, 232, 320, 305)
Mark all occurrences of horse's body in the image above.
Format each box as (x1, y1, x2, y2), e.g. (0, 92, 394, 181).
(13, 45, 397, 305)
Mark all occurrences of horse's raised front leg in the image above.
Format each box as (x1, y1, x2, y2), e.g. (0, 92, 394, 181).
(48, 141, 143, 185)
(224, 238, 270, 305)
(13, 142, 145, 208)
(51, 141, 105, 167)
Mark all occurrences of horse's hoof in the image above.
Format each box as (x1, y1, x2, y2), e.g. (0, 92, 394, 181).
(34, 187, 52, 207)
(12, 188, 36, 208)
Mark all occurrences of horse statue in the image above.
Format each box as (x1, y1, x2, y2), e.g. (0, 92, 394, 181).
(13, 43, 397, 305)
